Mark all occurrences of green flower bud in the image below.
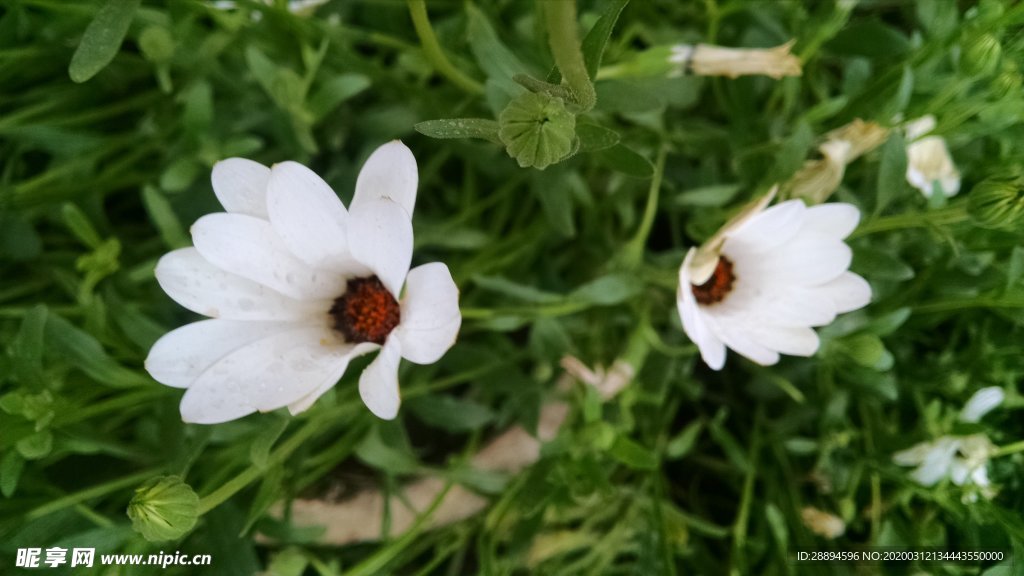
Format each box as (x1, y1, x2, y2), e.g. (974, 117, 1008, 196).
(994, 62, 1022, 98)
(498, 92, 575, 170)
(967, 177, 1024, 230)
(960, 33, 1002, 78)
(127, 475, 200, 542)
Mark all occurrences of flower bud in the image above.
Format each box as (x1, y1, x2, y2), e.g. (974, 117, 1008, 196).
(960, 33, 1002, 78)
(967, 177, 1024, 230)
(498, 92, 576, 170)
(678, 41, 801, 79)
(127, 475, 200, 542)
(993, 62, 1022, 98)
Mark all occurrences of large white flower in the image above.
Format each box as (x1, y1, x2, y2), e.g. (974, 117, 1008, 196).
(145, 141, 461, 423)
(676, 190, 872, 370)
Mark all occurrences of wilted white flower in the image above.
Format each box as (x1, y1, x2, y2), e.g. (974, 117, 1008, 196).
(670, 41, 802, 79)
(677, 189, 872, 369)
(212, 0, 329, 16)
(800, 507, 845, 539)
(893, 388, 1004, 501)
(146, 142, 461, 423)
(904, 115, 961, 198)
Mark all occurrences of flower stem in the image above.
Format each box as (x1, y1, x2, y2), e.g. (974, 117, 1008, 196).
(621, 145, 668, 268)
(406, 0, 484, 95)
(730, 406, 762, 575)
(850, 205, 968, 238)
(542, 0, 596, 111)
(992, 439, 1024, 458)
(26, 468, 159, 520)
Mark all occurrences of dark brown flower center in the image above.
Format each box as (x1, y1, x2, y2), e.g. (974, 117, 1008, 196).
(691, 256, 735, 305)
(330, 276, 400, 345)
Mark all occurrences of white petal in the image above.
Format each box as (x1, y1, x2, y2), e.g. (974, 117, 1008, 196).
(906, 137, 959, 198)
(959, 387, 1005, 423)
(287, 342, 379, 415)
(352, 141, 418, 218)
(950, 460, 970, 485)
(800, 203, 860, 239)
(970, 465, 990, 488)
(892, 441, 932, 466)
(904, 115, 936, 140)
(348, 199, 414, 297)
(740, 321, 820, 357)
(267, 161, 361, 272)
(754, 234, 852, 286)
(154, 248, 322, 320)
(725, 199, 806, 254)
(359, 336, 402, 419)
(396, 263, 461, 364)
(211, 158, 271, 218)
(191, 213, 345, 300)
(713, 283, 837, 328)
(707, 314, 780, 366)
(180, 326, 351, 424)
(146, 319, 293, 388)
(678, 250, 727, 369)
(907, 438, 959, 486)
(816, 272, 872, 314)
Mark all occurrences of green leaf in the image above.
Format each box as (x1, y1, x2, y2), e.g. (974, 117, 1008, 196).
(472, 275, 563, 304)
(11, 305, 47, 390)
(61, 203, 102, 249)
(596, 144, 653, 177)
(875, 132, 908, 215)
(672, 184, 741, 208)
(407, 395, 495, 432)
(708, 412, 750, 474)
(138, 26, 174, 64)
(608, 436, 658, 470)
(764, 504, 789, 557)
(665, 420, 703, 460)
(142, 186, 188, 248)
(826, 20, 911, 59)
(466, 3, 529, 87)
(249, 417, 290, 470)
(852, 247, 915, 281)
(45, 313, 150, 388)
(16, 430, 53, 460)
(68, 0, 141, 83)
(308, 74, 371, 121)
(414, 119, 502, 144)
(595, 80, 663, 113)
(581, 0, 630, 78)
(355, 426, 420, 475)
(576, 123, 620, 152)
(0, 213, 42, 261)
(1, 451, 25, 497)
(571, 274, 641, 305)
(240, 464, 284, 535)
(838, 333, 894, 371)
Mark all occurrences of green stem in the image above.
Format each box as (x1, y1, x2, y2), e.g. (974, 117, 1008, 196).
(27, 469, 158, 520)
(992, 439, 1024, 458)
(622, 145, 668, 267)
(850, 205, 968, 238)
(914, 297, 1024, 314)
(730, 407, 762, 576)
(406, 0, 484, 95)
(542, 0, 596, 111)
(196, 413, 332, 515)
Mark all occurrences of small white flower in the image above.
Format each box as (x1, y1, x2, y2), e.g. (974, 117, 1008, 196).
(959, 386, 1005, 423)
(676, 190, 872, 370)
(903, 115, 961, 198)
(670, 41, 802, 79)
(893, 434, 997, 500)
(146, 141, 461, 423)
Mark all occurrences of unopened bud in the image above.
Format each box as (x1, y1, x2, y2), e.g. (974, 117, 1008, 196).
(498, 92, 576, 170)
(675, 40, 801, 79)
(127, 475, 200, 542)
(960, 33, 1002, 77)
(967, 177, 1024, 230)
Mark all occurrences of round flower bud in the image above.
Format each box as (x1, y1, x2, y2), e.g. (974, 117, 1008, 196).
(993, 62, 1022, 98)
(127, 475, 200, 542)
(967, 177, 1024, 230)
(960, 33, 1002, 78)
(498, 92, 576, 170)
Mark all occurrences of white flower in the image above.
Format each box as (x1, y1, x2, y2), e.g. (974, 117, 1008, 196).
(800, 507, 845, 539)
(677, 190, 872, 370)
(903, 115, 961, 198)
(959, 386, 1005, 423)
(670, 41, 802, 79)
(145, 141, 461, 423)
(893, 434, 997, 500)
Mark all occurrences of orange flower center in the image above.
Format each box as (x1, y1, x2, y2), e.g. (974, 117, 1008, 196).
(691, 256, 735, 305)
(330, 276, 401, 345)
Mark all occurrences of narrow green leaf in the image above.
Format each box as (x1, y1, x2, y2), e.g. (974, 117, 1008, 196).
(571, 274, 641, 305)
(414, 119, 502, 144)
(665, 420, 703, 460)
(596, 144, 653, 178)
(0, 450, 24, 497)
(249, 417, 291, 470)
(308, 74, 371, 121)
(61, 203, 103, 249)
(11, 305, 47, 390)
(68, 0, 141, 83)
(672, 184, 741, 208)
(472, 275, 563, 304)
(581, 0, 630, 77)
(875, 133, 908, 215)
(826, 20, 911, 59)
(45, 313, 150, 388)
(142, 186, 188, 248)
(466, 3, 529, 83)
(608, 436, 658, 470)
(407, 395, 495, 432)
(355, 427, 420, 475)
(576, 123, 620, 152)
